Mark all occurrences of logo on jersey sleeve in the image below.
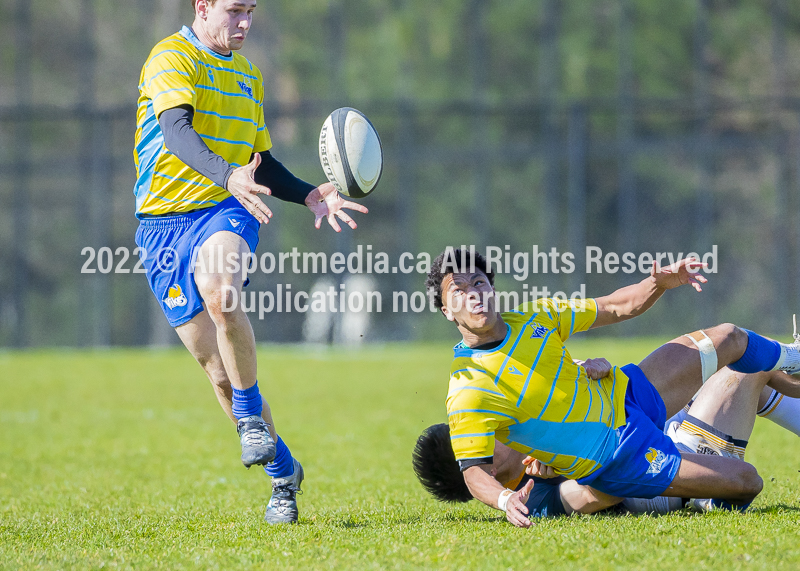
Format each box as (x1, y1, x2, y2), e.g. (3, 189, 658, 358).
(164, 285, 188, 310)
(645, 447, 667, 475)
(507, 366, 522, 376)
(529, 324, 549, 338)
(237, 80, 253, 98)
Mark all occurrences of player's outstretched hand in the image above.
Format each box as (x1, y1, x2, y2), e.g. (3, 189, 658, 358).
(522, 457, 557, 479)
(575, 357, 613, 380)
(651, 257, 708, 293)
(305, 182, 369, 232)
(505, 479, 535, 528)
(227, 154, 273, 224)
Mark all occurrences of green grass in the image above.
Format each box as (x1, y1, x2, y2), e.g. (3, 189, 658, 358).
(2, 339, 800, 570)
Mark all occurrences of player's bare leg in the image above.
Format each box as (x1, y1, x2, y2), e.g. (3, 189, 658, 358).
(194, 231, 258, 393)
(192, 230, 275, 467)
(637, 324, 748, 417)
(684, 368, 800, 453)
(663, 369, 800, 509)
(175, 308, 277, 442)
(662, 453, 762, 503)
(638, 324, 800, 418)
(681, 369, 766, 441)
(188, 230, 303, 522)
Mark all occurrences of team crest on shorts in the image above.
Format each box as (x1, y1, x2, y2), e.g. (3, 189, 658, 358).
(645, 447, 667, 475)
(164, 285, 188, 310)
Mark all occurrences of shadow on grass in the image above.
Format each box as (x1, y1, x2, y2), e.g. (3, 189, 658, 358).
(747, 504, 800, 515)
(442, 512, 504, 524)
(584, 502, 800, 519)
(329, 515, 370, 529)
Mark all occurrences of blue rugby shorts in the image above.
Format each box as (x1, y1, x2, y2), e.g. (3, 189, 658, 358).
(575, 363, 683, 499)
(135, 196, 260, 327)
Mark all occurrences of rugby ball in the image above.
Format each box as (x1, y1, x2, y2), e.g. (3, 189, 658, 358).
(318, 108, 383, 198)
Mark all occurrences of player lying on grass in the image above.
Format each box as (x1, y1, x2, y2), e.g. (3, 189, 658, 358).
(414, 364, 800, 520)
(424, 247, 800, 527)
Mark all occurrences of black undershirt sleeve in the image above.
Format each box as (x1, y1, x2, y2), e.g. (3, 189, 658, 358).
(158, 105, 234, 189)
(253, 151, 315, 206)
(158, 105, 315, 206)
(458, 457, 493, 471)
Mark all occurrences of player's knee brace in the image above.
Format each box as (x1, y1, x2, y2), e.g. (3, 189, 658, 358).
(684, 330, 718, 384)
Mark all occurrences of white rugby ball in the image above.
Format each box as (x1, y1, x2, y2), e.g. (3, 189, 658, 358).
(318, 107, 383, 198)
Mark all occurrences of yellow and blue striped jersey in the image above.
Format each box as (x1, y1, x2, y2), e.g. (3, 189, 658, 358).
(446, 298, 630, 480)
(134, 26, 271, 217)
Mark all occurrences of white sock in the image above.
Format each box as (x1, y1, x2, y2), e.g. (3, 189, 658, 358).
(771, 342, 800, 373)
(758, 389, 800, 436)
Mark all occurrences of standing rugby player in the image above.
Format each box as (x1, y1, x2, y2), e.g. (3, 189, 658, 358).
(133, 0, 367, 523)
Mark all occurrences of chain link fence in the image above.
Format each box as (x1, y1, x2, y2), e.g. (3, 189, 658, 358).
(2, 0, 800, 347)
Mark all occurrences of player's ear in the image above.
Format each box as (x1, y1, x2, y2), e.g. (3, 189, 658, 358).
(441, 305, 455, 322)
(196, 0, 208, 18)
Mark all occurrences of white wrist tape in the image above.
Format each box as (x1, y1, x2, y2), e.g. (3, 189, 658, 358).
(497, 488, 514, 512)
(684, 330, 718, 384)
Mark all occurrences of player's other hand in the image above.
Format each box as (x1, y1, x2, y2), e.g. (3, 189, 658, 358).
(227, 153, 273, 224)
(652, 257, 708, 293)
(575, 357, 613, 380)
(523, 457, 557, 479)
(305, 182, 369, 232)
(505, 479, 535, 528)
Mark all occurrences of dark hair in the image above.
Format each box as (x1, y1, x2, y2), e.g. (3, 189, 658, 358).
(425, 248, 495, 310)
(412, 423, 472, 503)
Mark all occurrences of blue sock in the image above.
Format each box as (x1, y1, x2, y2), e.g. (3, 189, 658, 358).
(711, 499, 751, 512)
(265, 436, 295, 478)
(231, 381, 262, 420)
(728, 330, 780, 373)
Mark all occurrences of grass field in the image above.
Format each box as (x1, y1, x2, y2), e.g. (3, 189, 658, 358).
(2, 339, 800, 570)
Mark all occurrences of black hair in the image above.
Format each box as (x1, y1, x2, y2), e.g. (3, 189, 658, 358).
(424, 248, 495, 310)
(412, 423, 472, 503)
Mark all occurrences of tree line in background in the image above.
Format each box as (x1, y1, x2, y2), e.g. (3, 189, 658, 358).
(1, 0, 800, 347)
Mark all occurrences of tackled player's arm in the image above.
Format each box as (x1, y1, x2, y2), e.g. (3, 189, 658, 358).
(590, 257, 708, 329)
(462, 465, 535, 528)
(557, 480, 623, 514)
(523, 458, 622, 515)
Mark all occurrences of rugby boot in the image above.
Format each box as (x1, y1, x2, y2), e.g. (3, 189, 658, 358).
(264, 458, 304, 524)
(237, 415, 276, 468)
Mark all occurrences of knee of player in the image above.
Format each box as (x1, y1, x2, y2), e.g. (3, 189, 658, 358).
(712, 323, 746, 347)
(203, 285, 241, 320)
(736, 463, 763, 499)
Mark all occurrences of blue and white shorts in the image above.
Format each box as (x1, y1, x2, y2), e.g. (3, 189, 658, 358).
(135, 196, 260, 327)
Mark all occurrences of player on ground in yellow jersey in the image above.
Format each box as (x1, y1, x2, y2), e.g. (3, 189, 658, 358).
(133, 0, 368, 524)
(414, 365, 800, 521)
(424, 247, 800, 527)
